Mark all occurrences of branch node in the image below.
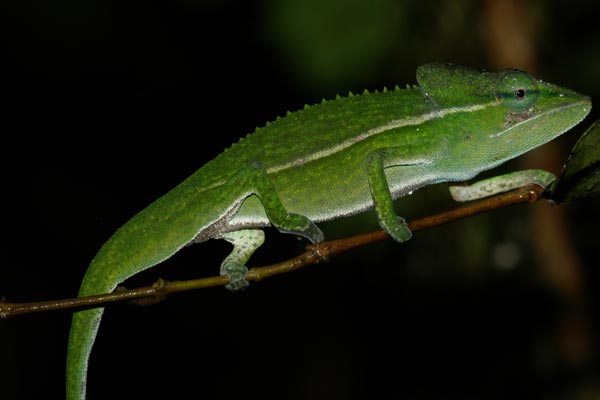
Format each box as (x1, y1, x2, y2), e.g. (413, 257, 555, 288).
(0, 302, 12, 319)
(308, 243, 329, 264)
(152, 278, 166, 291)
(525, 185, 544, 203)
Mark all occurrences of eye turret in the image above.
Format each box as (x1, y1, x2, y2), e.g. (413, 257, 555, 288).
(497, 70, 538, 111)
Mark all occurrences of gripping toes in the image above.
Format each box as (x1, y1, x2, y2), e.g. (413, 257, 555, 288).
(380, 215, 412, 242)
(280, 213, 324, 244)
(220, 230, 265, 291)
(221, 261, 249, 291)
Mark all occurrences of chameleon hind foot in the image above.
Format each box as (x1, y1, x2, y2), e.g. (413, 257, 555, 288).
(221, 261, 249, 291)
(229, 161, 324, 244)
(279, 212, 324, 244)
(220, 229, 265, 291)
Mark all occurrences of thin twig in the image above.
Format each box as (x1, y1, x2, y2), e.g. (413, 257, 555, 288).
(0, 185, 544, 318)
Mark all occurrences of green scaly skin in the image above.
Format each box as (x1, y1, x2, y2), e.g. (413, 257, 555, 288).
(67, 63, 591, 399)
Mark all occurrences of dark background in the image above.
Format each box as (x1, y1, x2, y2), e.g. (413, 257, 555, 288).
(3, 1, 600, 399)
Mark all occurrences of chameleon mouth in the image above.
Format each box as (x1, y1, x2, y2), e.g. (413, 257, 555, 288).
(489, 99, 591, 139)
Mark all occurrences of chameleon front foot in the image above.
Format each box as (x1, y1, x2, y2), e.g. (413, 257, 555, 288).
(378, 214, 413, 242)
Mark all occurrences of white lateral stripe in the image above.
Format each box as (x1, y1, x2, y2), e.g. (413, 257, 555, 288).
(267, 100, 500, 174)
(199, 100, 500, 193)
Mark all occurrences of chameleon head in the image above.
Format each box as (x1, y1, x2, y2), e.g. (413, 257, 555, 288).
(477, 68, 591, 165)
(492, 69, 592, 144)
(417, 63, 591, 165)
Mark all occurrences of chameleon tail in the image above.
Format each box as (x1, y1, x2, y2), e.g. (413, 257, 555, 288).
(66, 307, 104, 400)
(66, 254, 124, 400)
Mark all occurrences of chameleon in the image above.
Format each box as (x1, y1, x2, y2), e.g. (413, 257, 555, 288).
(66, 63, 591, 399)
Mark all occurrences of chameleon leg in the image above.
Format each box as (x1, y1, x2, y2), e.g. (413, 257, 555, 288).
(220, 229, 265, 290)
(216, 161, 324, 290)
(225, 161, 324, 244)
(449, 169, 556, 202)
(365, 147, 434, 242)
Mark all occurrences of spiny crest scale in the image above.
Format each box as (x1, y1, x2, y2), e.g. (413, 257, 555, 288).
(249, 81, 416, 138)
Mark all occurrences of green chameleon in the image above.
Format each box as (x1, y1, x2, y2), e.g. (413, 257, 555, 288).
(67, 63, 591, 399)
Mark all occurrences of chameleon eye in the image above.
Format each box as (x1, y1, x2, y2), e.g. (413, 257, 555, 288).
(497, 70, 537, 111)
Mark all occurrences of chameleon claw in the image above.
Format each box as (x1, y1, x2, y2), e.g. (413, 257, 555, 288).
(279, 213, 324, 244)
(380, 215, 413, 243)
(302, 218, 325, 244)
(221, 261, 250, 291)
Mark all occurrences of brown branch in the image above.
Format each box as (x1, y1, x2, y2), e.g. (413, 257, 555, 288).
(0, 185, 544, 319)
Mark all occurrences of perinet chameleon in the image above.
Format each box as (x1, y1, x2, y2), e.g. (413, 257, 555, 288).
(67, 63, 591, 399)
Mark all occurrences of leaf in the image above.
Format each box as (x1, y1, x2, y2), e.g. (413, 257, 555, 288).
(548, 119, 600, 202)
